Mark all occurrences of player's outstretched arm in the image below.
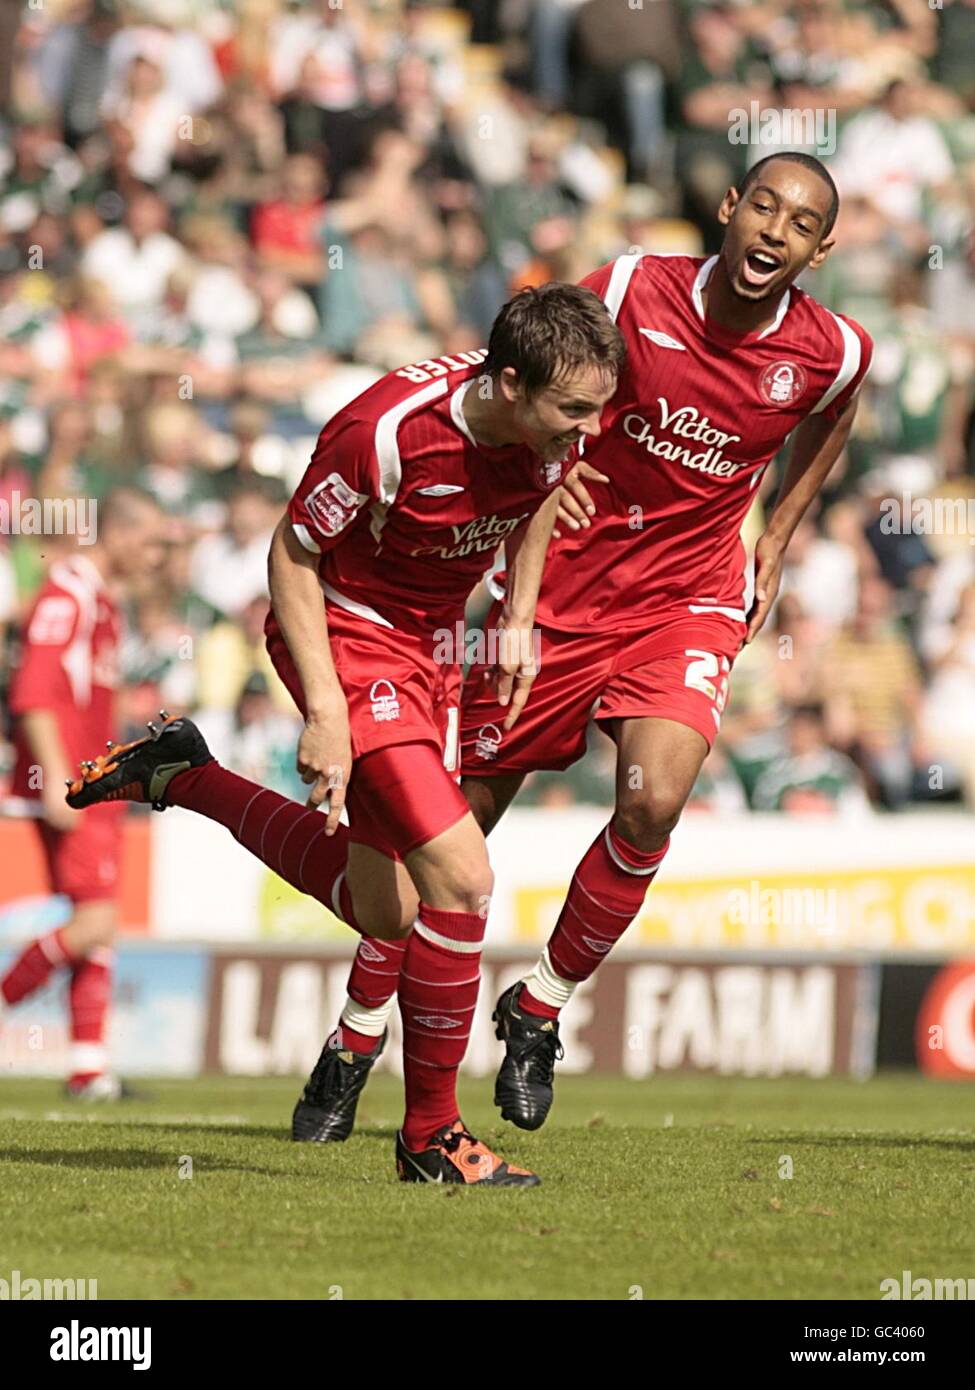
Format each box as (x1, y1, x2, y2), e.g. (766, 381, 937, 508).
(267, 516, 351, 833)
(746, 392, 860, 643)
(494, 489, 561, 729)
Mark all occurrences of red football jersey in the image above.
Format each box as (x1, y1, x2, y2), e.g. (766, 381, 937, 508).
(528, 254, 874, 633)
(8, 555, 120, 803)
(287, 350, 570, 637)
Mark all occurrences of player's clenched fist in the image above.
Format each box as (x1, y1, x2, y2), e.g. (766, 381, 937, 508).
(297, 703, 352, 834)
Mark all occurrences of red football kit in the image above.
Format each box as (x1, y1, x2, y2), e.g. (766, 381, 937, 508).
(7, 554, 124, 902)
(461, 252, 874, 770)
(267, 349, 570, 855)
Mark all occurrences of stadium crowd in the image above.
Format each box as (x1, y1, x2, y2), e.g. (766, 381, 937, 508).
(1, 0, 974, 816)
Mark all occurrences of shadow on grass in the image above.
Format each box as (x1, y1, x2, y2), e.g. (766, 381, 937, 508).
(0, 1144, 347, 1177)
(749, 1134, 975, 1152)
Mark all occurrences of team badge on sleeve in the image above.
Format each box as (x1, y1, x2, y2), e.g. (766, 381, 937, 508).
(305, 472, 364, 537)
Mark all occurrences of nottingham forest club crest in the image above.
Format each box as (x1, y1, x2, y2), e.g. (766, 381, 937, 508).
(537, 459, 564, 489)
(758, 360, 807, 407)
(369, 679, 400, 722)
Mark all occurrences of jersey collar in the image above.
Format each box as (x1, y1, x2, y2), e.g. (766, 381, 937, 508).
(65, 552, 107, 592)
(692, 255, 791, 343)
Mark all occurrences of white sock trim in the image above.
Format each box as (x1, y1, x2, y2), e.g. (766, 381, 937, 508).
(340, 995, 395, 1038)
(522, 946, 577, 1011)
(68, 1042, 108, 1073)
(412, 918, 483, 955)
(39, 931, 68, 966)
(603, 826, 663, 876)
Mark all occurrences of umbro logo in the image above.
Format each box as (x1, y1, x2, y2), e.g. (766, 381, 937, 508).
(358, 939, 386, 963)
(416, 485, 466, 496)
(581, 935, 613, 954)
(639, 328, 686, 351)
(414, 1015, 462, 1029)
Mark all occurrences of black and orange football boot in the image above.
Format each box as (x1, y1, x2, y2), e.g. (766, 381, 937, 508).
(395, 1120, 540, 1187)
(65, 712, 212, 812)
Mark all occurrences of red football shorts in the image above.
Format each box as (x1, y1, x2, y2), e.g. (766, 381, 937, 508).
(265, 603, 468, 859)
(460, 600, 746, 776)
(35, 801, 125, 904)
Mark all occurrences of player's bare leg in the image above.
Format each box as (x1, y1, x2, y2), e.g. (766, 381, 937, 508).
(492, 717, 709, 1129)
(461, 771, 526, 837)
(1, 898, 122, 1099)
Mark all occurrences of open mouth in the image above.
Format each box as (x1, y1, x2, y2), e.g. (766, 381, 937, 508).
(741, 249, 783, 288)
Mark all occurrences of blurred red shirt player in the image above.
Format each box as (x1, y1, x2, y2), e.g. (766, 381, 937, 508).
(0, 489, 167, 1097)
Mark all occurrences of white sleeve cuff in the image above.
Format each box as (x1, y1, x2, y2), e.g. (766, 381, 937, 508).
(292, 522, 321, 554)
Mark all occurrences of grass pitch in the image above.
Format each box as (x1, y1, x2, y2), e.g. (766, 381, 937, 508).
(1, 1073, 972, 1301)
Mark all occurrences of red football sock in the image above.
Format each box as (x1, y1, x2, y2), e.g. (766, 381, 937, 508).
(336, 1023, 383, 1054)
(398, 903, 484, 1150)
(166, 762, 358, 930)
(329, 936, 408, 1054)
(519, 987, 560, 1021)
(1, 926, 76, 1006)
(67, 946, 113, 1084)
(524, 824, 669, 1013)
(347, 935, 407, 1011)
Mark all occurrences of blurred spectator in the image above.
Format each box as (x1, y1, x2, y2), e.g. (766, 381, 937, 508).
(181, 214, 259, 341)
(211, 399, 289, 504)
(189, 481, 278, 619)
(136, 400, 222, 529)
(251, 152, 326, 289)
(572, 0, 681, 180)
(80, 186, 186, 334)
(441, 207, 506, 344)
(100, 46, 183, 185)
(194, 594, 297, 715)
(36, 0, 119, 148)
(752, 704, 870, 816)
(676, 2, 772, 245)
(831, 80, 955, 233)
(685, 741, 748, 814)
(196, 671, 305, 801)
(484, 126, 578, 278)
(103, 1, 224, 117)
(30, 274, 130, 395)
(921, 581, 975, 804)
(780, 510, 860, 632)
(822, 576, 923, 806)
(236, 268, 333, 408)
